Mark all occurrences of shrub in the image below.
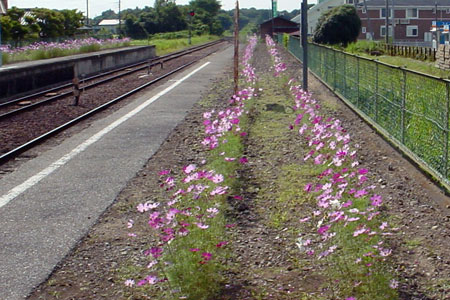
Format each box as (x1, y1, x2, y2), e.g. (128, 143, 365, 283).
(313, 5, 361, 46)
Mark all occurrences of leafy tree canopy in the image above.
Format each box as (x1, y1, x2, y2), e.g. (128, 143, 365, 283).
(312, 5, 361, 46)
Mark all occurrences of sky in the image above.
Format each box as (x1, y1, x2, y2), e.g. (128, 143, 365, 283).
(8, 0, 317, 18)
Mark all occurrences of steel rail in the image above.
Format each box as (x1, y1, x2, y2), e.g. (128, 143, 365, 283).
(0, 45, 223, 165)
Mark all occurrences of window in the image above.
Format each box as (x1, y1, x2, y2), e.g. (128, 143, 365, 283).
(406, 8, 418, 18)
(380, 8, 392, 18)
(348, 0, 354, 4)
(380, 25, 393, 37)
(406, 25, 418, 37)
(362, 27, 367, 33)
(362, 7, 366, 14)
(446, 8, 450, 14)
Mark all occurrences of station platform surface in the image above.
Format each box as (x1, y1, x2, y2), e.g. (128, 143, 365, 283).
(0, 45, 233, 300)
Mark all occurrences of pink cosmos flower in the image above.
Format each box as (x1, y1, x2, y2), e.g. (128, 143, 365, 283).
(318, 225, 331, 235)
(299, 217, 310, 223)
(190, 248, 200, 252)
(124, 279, 135, 287)
(225, 223, 236, 228)
(212, 174, 224, 183)
(239, 157, 249, 164)
(210, 186, 228, 196)
(127, 220, 134, 229)
(183, 164, 196, 174)
(158, 169, 171, 176)
(216, 241, 228, 248)
(148, 247, 163, 258)
(201, 252, 212, 261)
(195, 222, 209, 229)
(354, 189, 368, 198)
(147, 260, 157, 268)
(389, 279, 399, 289)
(370, 194, 383, 206)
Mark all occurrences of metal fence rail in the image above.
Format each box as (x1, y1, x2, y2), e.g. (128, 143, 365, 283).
(284, 35, 450, 188)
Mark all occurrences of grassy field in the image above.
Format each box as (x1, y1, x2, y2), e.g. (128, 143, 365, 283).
(344, 40, 449, 78)
(131, 35, 220, 56)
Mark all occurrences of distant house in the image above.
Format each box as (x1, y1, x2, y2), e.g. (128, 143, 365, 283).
(259, 16, 299, 39)
(304, 0, 358, 35)
(94, 19, 123, 34)
(1, 0, 7, 14)
(357, 0, 450, 46)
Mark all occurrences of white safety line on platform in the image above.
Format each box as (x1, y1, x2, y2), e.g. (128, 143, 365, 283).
(0, 62, 211, 209)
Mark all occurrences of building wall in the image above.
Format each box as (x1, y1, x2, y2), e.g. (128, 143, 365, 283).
(358, 6, 450, 43)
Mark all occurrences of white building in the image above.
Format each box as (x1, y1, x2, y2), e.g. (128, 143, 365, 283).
(293, 0, 360, 34)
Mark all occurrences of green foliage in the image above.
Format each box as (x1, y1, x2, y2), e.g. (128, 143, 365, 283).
(345, 40, 385, 55)
(283, 33, 289, 49)
(0, 7, 40, 45)
(189, 0, 222, 35)
(32, 8, 66, 38)
(60, 9, 84, 36)
(132, 34, 219, 55)
(312, 4, 361, 46)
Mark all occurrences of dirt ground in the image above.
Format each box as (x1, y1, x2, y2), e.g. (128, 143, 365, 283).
(28, 42, 450, 300)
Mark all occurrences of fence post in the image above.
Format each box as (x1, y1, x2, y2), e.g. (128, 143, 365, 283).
(401, 69, 407, 144)
(333, 49, 337, 91)
(445, 81, 450, 178)
(343, 53, 347, 96)
(357, 56, 360, 107)
(375, 62, 379, 122)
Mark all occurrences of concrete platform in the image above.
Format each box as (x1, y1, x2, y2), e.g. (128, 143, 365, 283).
(0, 45, 233, 300)
(0, 45, 156, 102)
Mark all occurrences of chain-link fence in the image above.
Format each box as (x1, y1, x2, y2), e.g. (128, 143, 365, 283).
(284, 35, 450, 187)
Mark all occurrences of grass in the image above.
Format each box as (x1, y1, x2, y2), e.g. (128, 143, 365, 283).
(131, 35, 220, 56)
(343, 40, 449, 78)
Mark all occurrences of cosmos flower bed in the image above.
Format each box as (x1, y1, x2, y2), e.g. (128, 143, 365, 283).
(266, 35, 399, 300)
(124, 35, 258, 300)
(0, 37, 131, 64)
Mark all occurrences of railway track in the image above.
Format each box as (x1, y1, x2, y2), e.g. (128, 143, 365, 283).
(0, 39, 229, 165)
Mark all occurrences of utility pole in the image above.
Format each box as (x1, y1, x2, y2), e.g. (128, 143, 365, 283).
(0, 0, 6, 68)
(86, 0, 89, 26)
(118, 0, 122, 35)
(301, 0, 308, 91)
(385, 0, 389, 44)
(233, 0, 239, 95)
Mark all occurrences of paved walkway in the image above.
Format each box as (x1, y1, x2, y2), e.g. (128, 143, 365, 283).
(0, 46, 233, 300)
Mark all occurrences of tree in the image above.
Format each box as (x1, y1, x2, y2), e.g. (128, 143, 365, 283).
(312, 5, 361, 46)
(32, 8, 65, 38)
(154, 0, 186, 32)
(189, 0, 221, 34)
(216, 12, 232, 31)
(1, 7, 40, 45)
(60, 9, 84, 36)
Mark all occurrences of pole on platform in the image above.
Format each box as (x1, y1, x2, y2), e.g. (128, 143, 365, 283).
(0, 22, 3, 68)
(301, 0, 308, 91)
(271, 1, 274, 37)
(234, 0, 239, 95)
